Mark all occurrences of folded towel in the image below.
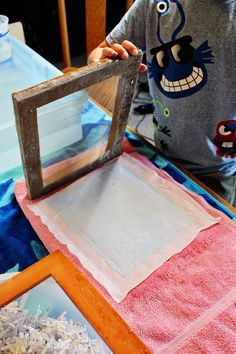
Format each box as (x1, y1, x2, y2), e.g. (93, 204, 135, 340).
(15, 151, 219, 303)
(15, 142, 236, 353)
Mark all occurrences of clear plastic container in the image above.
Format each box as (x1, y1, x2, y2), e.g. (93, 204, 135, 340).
(0, 36, 88, 176)
(0, 15, 12, 62)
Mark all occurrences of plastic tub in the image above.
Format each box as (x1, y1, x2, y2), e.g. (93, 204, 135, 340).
(0, 15, 12, 63)
(0, 36, 88, 175)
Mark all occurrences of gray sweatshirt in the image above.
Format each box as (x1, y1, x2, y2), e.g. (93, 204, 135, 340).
(106, 0, 236, 176)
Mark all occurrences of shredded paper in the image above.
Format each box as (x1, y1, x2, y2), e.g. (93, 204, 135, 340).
(0, 301, 108, 354)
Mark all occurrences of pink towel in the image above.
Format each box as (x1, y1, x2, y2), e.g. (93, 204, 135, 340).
(15, 141, 236, 353)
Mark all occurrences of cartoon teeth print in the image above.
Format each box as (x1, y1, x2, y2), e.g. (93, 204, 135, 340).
(160, 65, 204, 93)
(213, 120, 236, 158)
(148, 0, 214, 99)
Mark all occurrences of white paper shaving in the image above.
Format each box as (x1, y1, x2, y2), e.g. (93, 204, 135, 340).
(0, 301, 109, 353)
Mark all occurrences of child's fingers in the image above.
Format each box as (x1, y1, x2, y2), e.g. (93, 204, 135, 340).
(121, 40, 139, 56)
(111, 43, 129, 59)
(111, 41, 138, 58)
(101, 47, 119, 59)
(120, 41, 147, 72)
(101, 41, 146, 73)
(140, 63, 147, 73)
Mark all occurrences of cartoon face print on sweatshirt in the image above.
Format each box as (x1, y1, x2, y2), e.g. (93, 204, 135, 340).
(213, 120, 236, 158)
(148, 0, 214, 99)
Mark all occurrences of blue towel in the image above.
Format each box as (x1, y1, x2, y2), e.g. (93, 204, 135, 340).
(0, 179, 48, 273)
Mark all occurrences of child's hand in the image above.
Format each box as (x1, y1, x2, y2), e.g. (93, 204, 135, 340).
(100, 40, 147, 73)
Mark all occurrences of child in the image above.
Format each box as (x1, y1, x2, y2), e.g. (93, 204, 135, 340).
(88, 0, 236, 207)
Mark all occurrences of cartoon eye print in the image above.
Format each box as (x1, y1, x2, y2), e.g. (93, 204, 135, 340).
(219, 125, 232, 136)
(156, 1, 169, 15)
(156, 50, 165, 67)
(171, 44, 181, 62)
(213, 120, 236, 158)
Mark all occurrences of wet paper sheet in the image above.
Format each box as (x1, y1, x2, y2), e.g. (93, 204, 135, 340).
(28, 153, 220, 302)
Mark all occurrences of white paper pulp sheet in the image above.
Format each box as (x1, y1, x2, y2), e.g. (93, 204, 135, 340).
(29, 153, 220, 302)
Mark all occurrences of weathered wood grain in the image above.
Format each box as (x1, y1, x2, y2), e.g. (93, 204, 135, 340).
(13, 53, 143, 199)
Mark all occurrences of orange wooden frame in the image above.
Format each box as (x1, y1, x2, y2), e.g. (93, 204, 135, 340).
(0, 251, 150, 353)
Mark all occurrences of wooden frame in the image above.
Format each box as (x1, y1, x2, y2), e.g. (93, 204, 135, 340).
(85, 0, 106, 56)
(58, 0, 134, 63)
(0, 251, 150, 353)
(57, 0, 71, 68)
(13, 53, 142, 199)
